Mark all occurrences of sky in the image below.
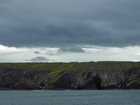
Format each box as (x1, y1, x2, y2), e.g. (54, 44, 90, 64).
(0, 0, 140, 62)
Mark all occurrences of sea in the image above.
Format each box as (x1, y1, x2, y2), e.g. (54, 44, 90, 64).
(0, 90, 139, 105)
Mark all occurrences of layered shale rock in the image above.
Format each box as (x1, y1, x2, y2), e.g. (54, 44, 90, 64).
(0, 62, 140, 90)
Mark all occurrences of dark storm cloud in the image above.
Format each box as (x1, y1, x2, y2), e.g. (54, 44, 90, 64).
(59, 46, 85, 53)
(0, 0, 140, 47)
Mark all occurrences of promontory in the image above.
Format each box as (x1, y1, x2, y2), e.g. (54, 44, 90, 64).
(0, 61, 140, 90)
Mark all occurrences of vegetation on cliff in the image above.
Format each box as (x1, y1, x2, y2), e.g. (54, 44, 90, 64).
(0, 61, 140, 89)
(0, 61, 139, 71)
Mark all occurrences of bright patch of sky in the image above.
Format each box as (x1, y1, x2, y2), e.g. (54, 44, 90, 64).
(0, 45, 139, 62)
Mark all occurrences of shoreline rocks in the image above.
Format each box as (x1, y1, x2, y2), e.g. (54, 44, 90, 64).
(0, 62, 140, 90)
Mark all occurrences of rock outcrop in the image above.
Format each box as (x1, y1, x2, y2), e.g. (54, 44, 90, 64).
(0, 68, 50, 89)
(54, 68, 140, 89)
(0, 62, 140, 90)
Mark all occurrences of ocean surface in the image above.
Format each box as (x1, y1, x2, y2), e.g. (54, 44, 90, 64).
(0, 90, 139, 105)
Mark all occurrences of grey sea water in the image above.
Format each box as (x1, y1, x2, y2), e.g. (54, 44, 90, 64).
(0, 90, 139, 105)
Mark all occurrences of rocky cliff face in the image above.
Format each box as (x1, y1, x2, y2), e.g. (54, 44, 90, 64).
(0, 68, 51, 89)
(0, 62, 140, 90)
(54, 68, 140, 89)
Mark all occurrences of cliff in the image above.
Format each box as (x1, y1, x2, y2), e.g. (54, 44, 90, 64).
(0, 62, 140, 90)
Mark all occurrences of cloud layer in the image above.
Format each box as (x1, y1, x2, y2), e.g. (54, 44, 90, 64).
(0, 0, 140, 62)
(0, 45, 139, 62)
(0, 0, 140, 47)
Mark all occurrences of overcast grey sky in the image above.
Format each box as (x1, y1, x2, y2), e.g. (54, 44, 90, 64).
(0, 0, 140, 62)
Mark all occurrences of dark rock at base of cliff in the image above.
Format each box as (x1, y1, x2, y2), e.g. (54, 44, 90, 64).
(122, 67, 140, 89)
(0, 69, 51, 90)
(80, 75, 103, 90)
(53, 72, 81, 89)
(0, 63, 140, 90)
(53, 72, 103, 90)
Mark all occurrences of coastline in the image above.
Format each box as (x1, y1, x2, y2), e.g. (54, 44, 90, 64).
(0, 62, 140, 90)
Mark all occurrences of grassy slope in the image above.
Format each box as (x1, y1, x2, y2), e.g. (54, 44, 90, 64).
(0, 61, 140, 84)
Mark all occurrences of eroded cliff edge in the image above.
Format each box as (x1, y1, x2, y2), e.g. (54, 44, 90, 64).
(0, 62, 140, 90)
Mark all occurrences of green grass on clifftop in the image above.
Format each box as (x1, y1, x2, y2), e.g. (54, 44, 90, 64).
(0, 61, 140, 84)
